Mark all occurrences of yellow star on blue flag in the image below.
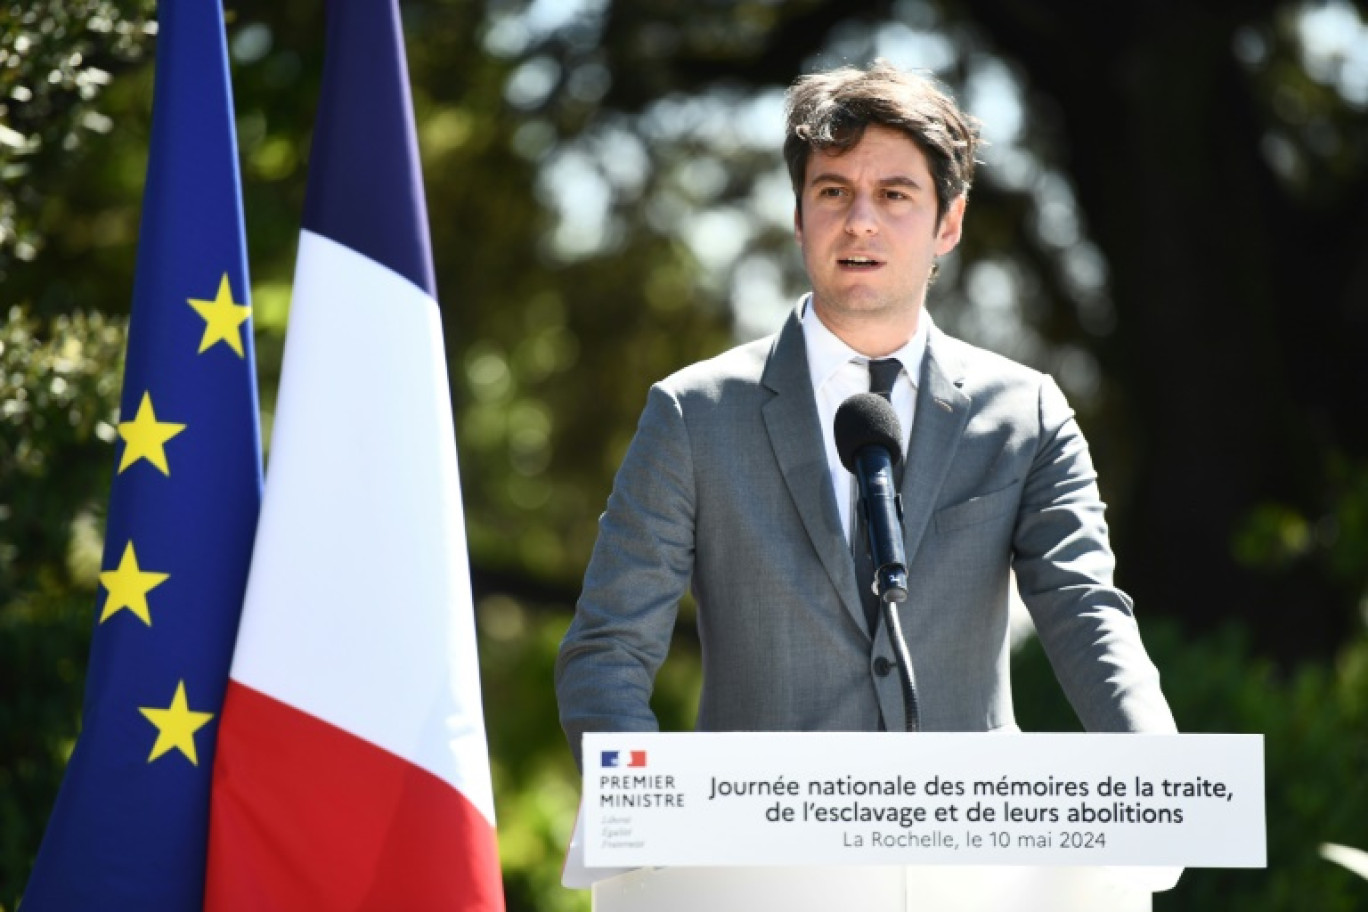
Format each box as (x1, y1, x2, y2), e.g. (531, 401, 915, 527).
(116, 391, 186, 475)
(98, 541, 170, 626)
(140, 681, 216, 765)
(188, 273, 252, 357)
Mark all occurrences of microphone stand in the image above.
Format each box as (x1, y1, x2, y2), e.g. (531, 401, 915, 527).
(879, 591, 920, 733)
(861, 477, 918, 733)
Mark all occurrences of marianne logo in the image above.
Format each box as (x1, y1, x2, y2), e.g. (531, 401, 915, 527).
(601, 750, 647, 768)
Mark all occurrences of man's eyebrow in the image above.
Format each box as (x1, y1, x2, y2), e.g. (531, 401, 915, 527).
(806, 172, 924, 189)
(806, 171, 849, 187)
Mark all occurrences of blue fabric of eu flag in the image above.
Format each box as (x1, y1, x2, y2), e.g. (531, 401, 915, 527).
(22, 2, 263, 908)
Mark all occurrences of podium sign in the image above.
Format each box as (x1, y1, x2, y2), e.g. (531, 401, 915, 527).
(582, 732, 1264, 869)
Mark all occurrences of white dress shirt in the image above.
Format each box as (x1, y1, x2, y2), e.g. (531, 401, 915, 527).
(800, 295, 927, 543)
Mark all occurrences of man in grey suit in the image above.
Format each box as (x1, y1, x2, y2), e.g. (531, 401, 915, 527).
(556, 61, 1175, 764)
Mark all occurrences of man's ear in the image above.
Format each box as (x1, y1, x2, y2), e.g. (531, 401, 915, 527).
(793, 204, 803, 245)
(935, 194, 967, 256)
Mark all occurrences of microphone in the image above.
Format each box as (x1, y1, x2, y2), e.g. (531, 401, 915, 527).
(834, 392, 908, 604)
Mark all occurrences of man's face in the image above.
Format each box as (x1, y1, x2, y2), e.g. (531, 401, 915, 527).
(795, 125, 965, 333)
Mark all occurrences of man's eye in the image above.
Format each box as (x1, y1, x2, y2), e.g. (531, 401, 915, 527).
(818, 187, 845, 197)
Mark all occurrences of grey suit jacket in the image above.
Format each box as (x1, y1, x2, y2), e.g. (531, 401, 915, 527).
(556, 306, 1175, 758)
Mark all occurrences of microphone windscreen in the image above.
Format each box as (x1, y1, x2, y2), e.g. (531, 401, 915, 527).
(834, 392, 904, 472)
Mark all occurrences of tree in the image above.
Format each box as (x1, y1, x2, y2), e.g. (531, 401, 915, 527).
(954, 0, 1368, 661)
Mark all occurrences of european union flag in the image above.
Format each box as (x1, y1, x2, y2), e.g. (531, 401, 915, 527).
(22, 3, 262, 909)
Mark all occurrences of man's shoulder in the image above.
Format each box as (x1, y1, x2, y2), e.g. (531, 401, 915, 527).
(930, 327, 1051, 394)
(657, 331, 779, 401)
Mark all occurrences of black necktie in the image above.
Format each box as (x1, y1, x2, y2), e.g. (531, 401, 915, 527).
(868, 358, 901, 401)
(855, 358, 901, 634)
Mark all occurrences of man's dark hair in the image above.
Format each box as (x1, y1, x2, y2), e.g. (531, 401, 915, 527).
(784, 60, 981, 223)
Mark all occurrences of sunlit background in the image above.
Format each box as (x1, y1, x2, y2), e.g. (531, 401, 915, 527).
(3, 1, 1367, 909)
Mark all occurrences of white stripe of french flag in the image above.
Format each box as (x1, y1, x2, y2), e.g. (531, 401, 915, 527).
(205, 1, 503, 909)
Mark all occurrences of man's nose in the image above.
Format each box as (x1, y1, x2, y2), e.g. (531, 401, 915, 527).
(843, 193, 878, 235)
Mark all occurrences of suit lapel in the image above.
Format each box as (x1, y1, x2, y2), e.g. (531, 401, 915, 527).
(901, 327, 971, 564)
(761, 310, 866, 632)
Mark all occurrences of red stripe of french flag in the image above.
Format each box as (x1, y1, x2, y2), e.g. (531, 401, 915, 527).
(208, 685, 500, 909)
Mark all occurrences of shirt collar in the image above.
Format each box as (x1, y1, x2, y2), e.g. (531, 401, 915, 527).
(799, 294, 931, 391)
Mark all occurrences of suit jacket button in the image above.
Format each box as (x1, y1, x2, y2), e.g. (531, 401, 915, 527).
(873, 657, 893, 677)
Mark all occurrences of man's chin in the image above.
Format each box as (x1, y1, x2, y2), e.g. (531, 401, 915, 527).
(813, 290, 919, 320)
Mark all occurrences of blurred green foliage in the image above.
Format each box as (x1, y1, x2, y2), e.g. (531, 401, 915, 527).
(0, 307, 125, 906)
(0, 0, 156, 281)
(1235, 456, 1368, 586)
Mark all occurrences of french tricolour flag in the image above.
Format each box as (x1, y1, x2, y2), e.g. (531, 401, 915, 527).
(602, 751, 648, 768)
(204, 1, 503, 909)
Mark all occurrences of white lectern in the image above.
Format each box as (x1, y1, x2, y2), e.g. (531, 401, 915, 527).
(570, 732, 1265, 912)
